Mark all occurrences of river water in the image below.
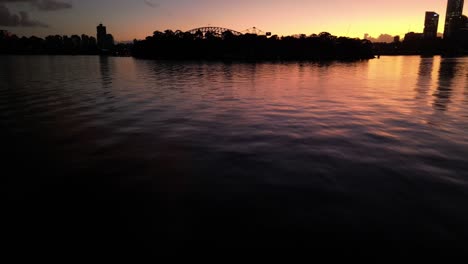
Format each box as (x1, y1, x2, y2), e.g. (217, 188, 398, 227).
(2, 55, 468, 254)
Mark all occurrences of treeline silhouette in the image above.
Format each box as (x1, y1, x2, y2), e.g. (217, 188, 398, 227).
(373, 34, 467, 56)
(132, 30, 374, 60)
(373, 37, 445, 56)
(373, 15, 468, 56)
(0, 33, 99, 55)
(0, 32, 131, 56)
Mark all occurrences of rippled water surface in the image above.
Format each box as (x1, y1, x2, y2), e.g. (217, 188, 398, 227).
(2, 55, 468, 253)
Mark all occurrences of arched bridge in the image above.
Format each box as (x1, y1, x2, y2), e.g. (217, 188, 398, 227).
(186, 27, 243, 36)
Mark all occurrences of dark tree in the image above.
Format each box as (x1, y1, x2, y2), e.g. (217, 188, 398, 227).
(132, 29, 375, 61)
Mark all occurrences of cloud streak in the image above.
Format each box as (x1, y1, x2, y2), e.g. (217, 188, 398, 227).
(35, 0, 72, 11)
(144, 0, 159, 8)
(0, 4, 48, 27)
(0, 0, 72, 11)
(0, 0, 71, 27)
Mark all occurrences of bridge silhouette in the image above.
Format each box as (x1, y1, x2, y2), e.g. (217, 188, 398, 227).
(186, 26, 268, 37)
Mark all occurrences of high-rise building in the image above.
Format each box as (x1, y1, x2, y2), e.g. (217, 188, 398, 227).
(97, 23, 107, 49)
(105, 34, 114, 48)
(96, 23, 115, 51)
(424, 12, 439, 39)
(444, 0, 465, 39)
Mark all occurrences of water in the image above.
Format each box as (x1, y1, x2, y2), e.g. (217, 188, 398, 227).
(2, 55, 468, 254)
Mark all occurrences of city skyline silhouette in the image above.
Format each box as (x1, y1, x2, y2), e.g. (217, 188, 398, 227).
(0, 0, 466, 41)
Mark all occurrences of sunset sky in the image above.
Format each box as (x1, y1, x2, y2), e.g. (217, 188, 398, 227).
(1, 0, 467, 41)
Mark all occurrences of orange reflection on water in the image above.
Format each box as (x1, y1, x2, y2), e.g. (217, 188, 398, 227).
(101, 56, 467, 140)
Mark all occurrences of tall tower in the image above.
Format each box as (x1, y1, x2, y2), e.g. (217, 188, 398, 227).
(97, 24, 107, 49)
(424, 12, 439, 39)
(444, 0, 465, 39)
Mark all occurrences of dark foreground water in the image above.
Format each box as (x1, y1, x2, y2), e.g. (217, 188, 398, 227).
(2, 55, 468, 256)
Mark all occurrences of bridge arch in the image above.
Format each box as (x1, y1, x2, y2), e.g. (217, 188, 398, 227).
(186, 27, 243, 37)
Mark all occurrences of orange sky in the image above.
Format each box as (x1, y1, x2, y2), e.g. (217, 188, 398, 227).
(2, 0, 467, 41)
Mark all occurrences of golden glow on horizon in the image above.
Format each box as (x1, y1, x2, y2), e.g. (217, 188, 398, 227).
(113, 1, 467, 41)
(123, 19, 434, 42)
(123, 19, 457, 42)
(5, 0, 467, 41)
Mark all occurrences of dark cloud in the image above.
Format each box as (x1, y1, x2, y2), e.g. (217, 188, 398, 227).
(0, 4, 48, 27)
(34, 0, 72, 11)
(0, 0, 72, 11)
(144, 0, 159, 8)
(0, 0, 70, 28)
